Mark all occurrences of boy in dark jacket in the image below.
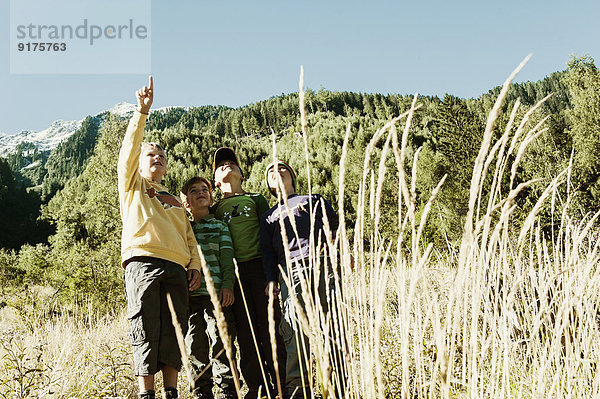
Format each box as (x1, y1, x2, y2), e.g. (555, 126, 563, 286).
(260, 160, 344, 399)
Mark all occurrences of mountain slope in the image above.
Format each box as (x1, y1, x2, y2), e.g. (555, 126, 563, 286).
(0, 103, 179, 157)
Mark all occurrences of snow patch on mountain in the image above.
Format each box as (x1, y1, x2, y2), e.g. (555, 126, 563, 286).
(0, 119, 82, 156)
(22, 160, 41, 170)
(0, 103, 185, 157)
(105, 102, 138, 117)
(104, 102, 186, 118)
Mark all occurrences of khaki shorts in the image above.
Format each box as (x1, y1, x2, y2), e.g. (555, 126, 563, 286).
(124, 257, 189, 375)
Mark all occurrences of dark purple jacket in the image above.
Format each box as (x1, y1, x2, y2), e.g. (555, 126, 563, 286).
(260, 194, 339, 283)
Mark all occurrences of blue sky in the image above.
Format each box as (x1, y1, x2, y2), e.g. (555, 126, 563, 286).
(1, 0, 599, 134)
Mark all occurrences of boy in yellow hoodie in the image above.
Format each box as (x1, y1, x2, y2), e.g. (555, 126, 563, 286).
(118, 76, 202, 399)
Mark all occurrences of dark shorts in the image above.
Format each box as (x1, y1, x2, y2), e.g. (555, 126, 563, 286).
(124, 257, 189, 376)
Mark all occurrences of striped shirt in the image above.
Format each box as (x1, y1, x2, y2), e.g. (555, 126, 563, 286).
(190, 216, 235, 296)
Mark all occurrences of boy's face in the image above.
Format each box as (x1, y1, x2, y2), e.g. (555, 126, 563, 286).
(181, 181, 212, 214)
(139, 146, 167, 182)
(267, 165, 295, 195)
(214, 159, 242, 186)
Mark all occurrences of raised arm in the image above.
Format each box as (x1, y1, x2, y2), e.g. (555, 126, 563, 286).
(136, 75, 153, 115)
(118, 76, 154, 195)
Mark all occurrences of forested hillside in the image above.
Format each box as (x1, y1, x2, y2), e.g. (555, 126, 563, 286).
(1, 56, 599, 307)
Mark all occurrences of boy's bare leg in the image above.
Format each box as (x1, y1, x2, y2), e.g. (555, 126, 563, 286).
(138, 375, 155, 391)
(162, 366, 178, 388)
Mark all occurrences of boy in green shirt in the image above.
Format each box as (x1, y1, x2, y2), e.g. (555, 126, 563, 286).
(212, 147, 285, 399)
(180, 176, 237, 399)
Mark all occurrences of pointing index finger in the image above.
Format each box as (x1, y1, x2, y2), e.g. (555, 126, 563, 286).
(148, 75, 153, 91)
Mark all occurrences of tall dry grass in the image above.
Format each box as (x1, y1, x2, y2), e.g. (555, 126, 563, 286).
(265, 58, 600, 398)
(2, 58, 600, 398)
(0, 291, 136, 398)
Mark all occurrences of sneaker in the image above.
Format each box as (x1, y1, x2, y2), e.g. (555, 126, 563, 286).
(192, 388, 214, 399)
(244, 387, 263, 399)
(217, 389, 237, 399)
(164, 387, 178, 399)
(138, 390, 155, 399)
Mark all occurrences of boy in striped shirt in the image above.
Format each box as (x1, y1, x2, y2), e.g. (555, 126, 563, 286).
(180, 176, 236, 399)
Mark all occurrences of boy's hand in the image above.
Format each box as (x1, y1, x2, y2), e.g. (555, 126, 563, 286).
(264, 281, 280, 298)
(187, 269, 201, 291)
(219, 288, 234, 307)
(136, 75, 153, 114)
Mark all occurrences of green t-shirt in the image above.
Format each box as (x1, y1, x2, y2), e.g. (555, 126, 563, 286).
(213, 193, 269, 262)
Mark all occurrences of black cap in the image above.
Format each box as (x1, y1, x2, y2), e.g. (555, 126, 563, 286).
(213, 147, 243, 178)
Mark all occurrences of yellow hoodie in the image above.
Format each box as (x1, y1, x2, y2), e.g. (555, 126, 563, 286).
(118, 111, 201, 271)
